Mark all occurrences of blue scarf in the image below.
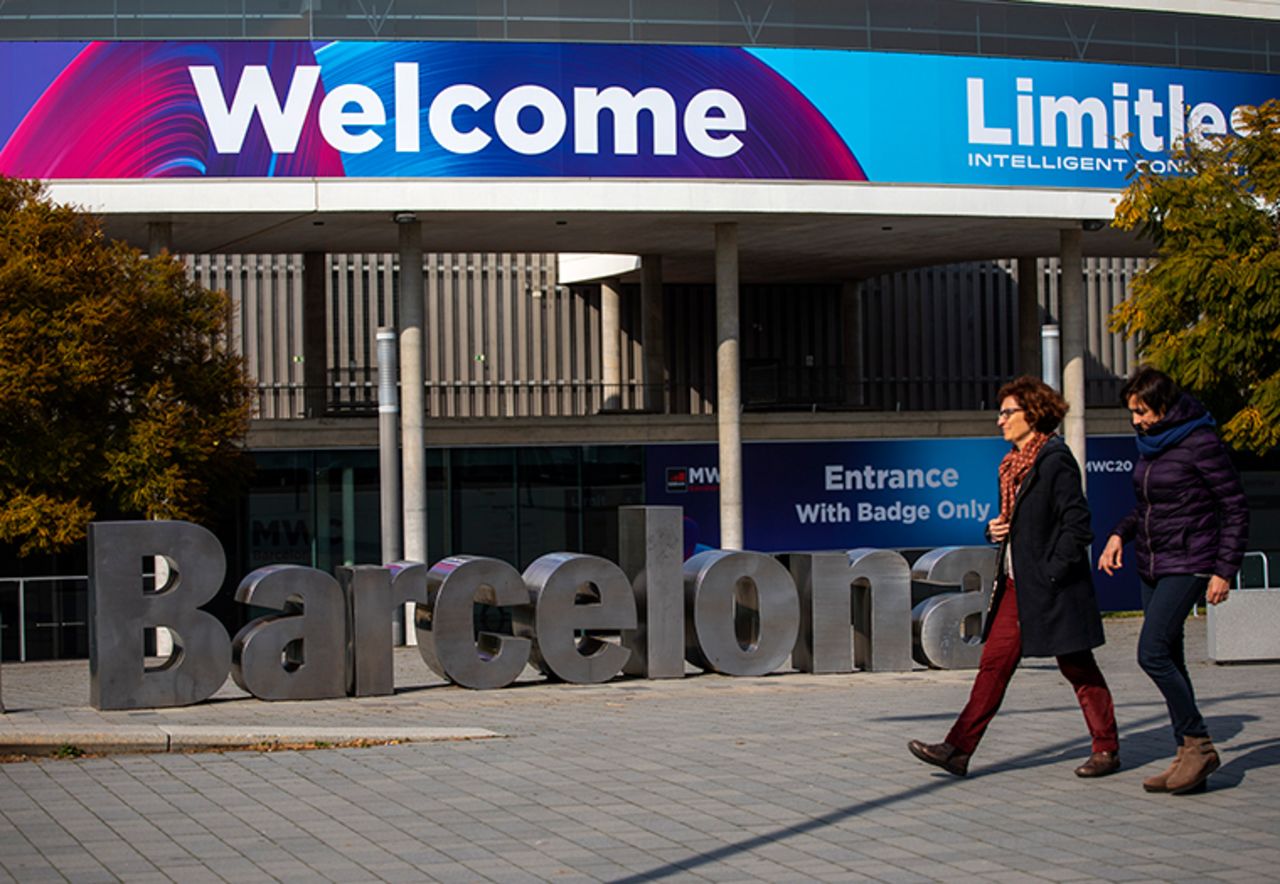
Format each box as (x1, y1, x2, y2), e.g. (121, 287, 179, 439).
(1135, 410, 1215, 457)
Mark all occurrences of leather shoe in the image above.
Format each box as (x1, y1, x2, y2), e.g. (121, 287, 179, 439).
(1074, 751, 1120, 778)
(908, 739, 969, 777)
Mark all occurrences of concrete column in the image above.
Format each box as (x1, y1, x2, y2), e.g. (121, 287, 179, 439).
(1016, 256, 1042, 380)
(1042, 325, 1061, 391)
(715, 223, 743, 551)
(302, 252, 328, 419)
(600, 278, 622, 411)
(376, 327, 402, 566)
(398, 217, 427, 574)
(1059, 228, 1087, 483)
(146, 220, 172, 257)
(641, 254, 666, 412)
(840, 281, 864, 406)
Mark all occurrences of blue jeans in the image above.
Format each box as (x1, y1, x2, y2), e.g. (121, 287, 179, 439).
(1138, 575, 1210, 746)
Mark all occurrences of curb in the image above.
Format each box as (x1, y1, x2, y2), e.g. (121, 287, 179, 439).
(0, 725, 499, 757)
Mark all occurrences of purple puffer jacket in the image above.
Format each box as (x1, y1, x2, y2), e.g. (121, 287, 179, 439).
(1111, 395, 1249, 583)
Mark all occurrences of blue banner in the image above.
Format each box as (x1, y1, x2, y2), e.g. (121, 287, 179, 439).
(2, 40, 1276, 189)
(751, 48, 1280, 189)
(647, 435, 1141, 610)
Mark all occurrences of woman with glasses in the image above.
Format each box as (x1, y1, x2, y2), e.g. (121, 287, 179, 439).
(909, 376, 1119, 778)
(1097, 367, 1248, 794)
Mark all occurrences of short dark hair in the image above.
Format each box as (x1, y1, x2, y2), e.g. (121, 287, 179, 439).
(996, 375, 1068, 433)
(1120, 366, 1180, 415)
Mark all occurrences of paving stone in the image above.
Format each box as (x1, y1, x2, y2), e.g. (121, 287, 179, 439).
(0, 619, 1275, 881)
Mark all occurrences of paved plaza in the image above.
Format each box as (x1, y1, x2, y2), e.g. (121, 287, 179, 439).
(0, 616, 1277, 883)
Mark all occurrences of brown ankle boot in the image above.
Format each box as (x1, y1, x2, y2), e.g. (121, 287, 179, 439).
(1142, 746, 1184, 793)
(1166, 735, 1220, 795)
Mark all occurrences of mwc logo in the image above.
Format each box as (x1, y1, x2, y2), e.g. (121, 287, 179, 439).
(665, 467, 688, 493)
(666, 466, 719, 492)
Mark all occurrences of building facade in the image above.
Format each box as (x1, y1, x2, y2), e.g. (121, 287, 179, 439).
(2, 1, 1278, 658)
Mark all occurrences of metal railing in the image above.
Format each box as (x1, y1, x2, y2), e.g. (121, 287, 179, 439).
(6, 553, 1270, 662)
(256, 378, 660, 420)
(251, 370, 1133, 421)
(1235, 551, 1274, 590)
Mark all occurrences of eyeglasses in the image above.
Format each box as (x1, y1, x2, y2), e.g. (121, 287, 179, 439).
(996, 407, 1024, 419)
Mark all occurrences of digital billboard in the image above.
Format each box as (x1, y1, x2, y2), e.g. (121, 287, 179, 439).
(1, 41, 1277, 189)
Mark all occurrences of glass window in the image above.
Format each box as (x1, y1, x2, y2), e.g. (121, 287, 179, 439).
(868, 4, 942, 54)
(110, 0, 239, 38)
(245, 448, 448, 573)
(0, 580, 19, 661)
(450, 448, 517, 564)
(786, 25, 866, 51)
(247, 451, 314, 569)
(1129, 13, 1179, 69)
(517, 446, 582, 567)
(243, 445, 640, 575)
(1056, 8, 1135, 63)
(426, 447, 448, 566)
(239, 0, 311, 39)
(934, 0, 979, 35)
(19, 578, 87, 661)
(1181, 17, 1263, 74)
(505, 0, 633, 43)
(314, 0, 484, 40)
(1, 0, 1279, 74)
(582, 445, 644, 562)
(313, 450, 382, 573)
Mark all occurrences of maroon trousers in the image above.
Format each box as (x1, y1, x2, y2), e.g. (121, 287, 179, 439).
(946, 579, 1118, 756)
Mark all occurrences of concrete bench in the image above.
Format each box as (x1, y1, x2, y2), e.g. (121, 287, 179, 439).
(1207, 589, 1280, 663)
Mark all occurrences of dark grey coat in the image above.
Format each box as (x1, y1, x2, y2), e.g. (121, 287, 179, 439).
(984, 436, 1105, 658)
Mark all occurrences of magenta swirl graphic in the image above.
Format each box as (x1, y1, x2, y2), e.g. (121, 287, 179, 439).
(0, 41, 864, 181)
(0, 42, 343, 178)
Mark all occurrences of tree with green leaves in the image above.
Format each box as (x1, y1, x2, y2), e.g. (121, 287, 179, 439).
(0, 177, 253, 555)
(1112, 98, 1280, 455)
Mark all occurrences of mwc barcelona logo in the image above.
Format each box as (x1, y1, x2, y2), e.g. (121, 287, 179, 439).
(666, 466, 719, 493)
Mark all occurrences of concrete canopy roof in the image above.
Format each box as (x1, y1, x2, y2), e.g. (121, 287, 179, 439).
(51, 178, 1153, 283)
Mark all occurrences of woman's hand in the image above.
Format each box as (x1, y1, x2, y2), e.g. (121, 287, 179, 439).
(1206, 575, 1231, 605)
(1097, 534, 1124, 575)
(987, 516, 1009, 542)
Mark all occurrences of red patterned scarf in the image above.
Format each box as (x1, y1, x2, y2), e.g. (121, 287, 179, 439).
(998, 432, 1050, 521)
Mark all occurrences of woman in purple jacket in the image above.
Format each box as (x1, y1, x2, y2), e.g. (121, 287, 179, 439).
(1098, 367, 1249, 795)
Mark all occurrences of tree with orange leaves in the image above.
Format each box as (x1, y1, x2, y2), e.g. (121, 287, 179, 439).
(0, 177, 253, 555)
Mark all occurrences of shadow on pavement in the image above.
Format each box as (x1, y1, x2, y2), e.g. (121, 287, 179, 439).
(1211, 735, 1280, 787)
(982, 713, 1256, 778)
(610, 696, 1273, 883)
